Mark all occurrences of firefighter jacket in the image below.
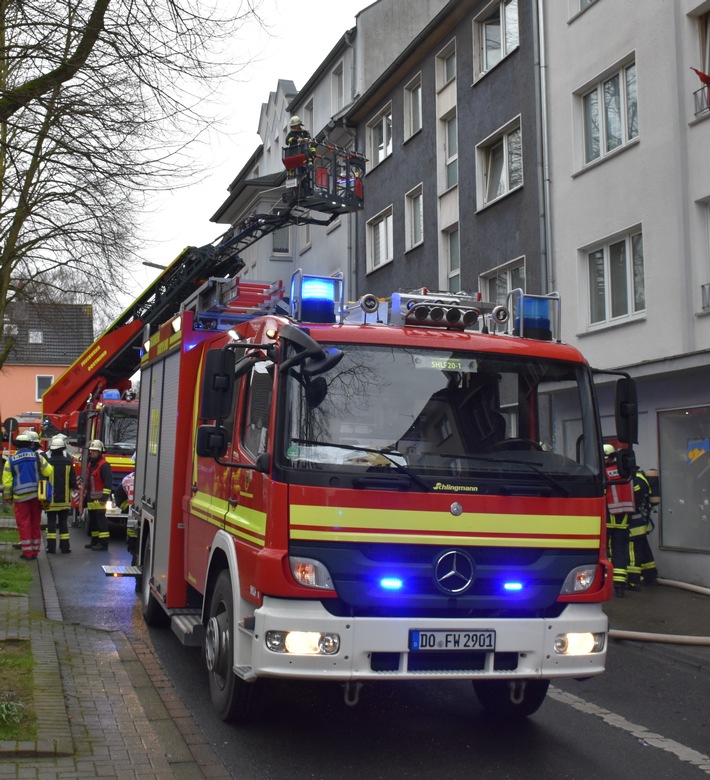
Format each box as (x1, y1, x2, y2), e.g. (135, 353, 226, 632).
(605, 462, 634, 529)
(47, 451, 79, 511)
(86, 455, 112, 509)
(2, 447, 53, 502)
(629, 469, 653, 538)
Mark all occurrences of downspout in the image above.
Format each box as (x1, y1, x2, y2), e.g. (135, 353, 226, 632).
(343, 27, 358, 299)
(533, 0, 553, 293)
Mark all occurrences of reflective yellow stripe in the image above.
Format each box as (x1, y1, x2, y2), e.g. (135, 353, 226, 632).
(290, 505, 600, 548)
(190, 492, 266, 547)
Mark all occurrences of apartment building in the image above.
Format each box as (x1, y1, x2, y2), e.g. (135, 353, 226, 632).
(545, 0, 710, 585)
(345, 0, 545, 305)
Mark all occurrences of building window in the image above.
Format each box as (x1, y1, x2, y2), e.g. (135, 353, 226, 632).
(404, 74, 422, 139)
(479, 119, 522, 205)
(447, 227, 460, 292)
(692, 14, 710, 115)
(3, 321, 18, 336)
(436, 40, 456, 89)
(481, 260, 525, 304)
(36, 374, 54, 402)
(367, 207, 394, 272)
(367, 104, 393, 168)
(28, 330, 43, 344)
(272, 225, 290, 255)
(405, 184, 424, 250)
(444, 113, 458, 190)
(332, 62, 344, 113)
(587, 230, 645, 325)
(303, 99, 314, 134)
(476, 0, 519, 76)
(582, 61, 637, 164)
(299, 221, 311, 253)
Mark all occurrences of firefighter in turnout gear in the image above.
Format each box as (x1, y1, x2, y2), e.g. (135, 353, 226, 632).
(604, 444, 635, 598)
(84, 440, 112, 551)
(627, 466, 659, 587)
(2, 431, 53, 560)
(45, 435, 78, 553)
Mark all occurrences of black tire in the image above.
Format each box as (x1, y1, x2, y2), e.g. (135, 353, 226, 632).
(205, 570, 255, 722)
(141, 533, 169, 627)
(472, 679, 549, 718)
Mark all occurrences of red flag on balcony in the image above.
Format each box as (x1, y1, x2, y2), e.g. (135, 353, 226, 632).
(691, 67, 710, 85)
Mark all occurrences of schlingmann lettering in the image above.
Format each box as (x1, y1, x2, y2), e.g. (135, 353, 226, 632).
(433, 483, 479, 492)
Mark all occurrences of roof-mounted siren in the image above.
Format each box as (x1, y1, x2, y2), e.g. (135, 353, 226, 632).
(390, 292, 481, 330)
(507, 289, 561, 341)
(290, 269, 344, 324)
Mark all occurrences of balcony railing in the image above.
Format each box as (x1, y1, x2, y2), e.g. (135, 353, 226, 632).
(693, 85, 710, 116)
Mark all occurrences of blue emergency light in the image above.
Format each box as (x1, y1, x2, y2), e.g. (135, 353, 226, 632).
(379, 576, 404, 591)
(292, 271, 343, 324)
(503, 581, 524, 592)
(102, 389, 121, 401)
(514, 295, 552, 340)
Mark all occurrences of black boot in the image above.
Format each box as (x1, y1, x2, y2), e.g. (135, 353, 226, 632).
(614, 585, 626, 598)
(45, 547, 56, 554)
(85, 540, 98, 549)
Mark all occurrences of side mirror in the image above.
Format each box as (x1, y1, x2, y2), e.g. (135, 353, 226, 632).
(77, 411, 88, 447)
(200, 349, 236, 420)
(616, 448, 637, 480)
(615, 378, 638, 445)
(195, 425, 230, 458)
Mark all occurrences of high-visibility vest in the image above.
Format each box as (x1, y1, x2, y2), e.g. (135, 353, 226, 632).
(605, 464, 635, 514)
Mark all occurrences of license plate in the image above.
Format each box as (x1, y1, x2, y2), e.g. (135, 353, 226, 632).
(409, 629, 496, 652)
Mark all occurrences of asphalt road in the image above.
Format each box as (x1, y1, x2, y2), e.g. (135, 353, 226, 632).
(49, 527, 710, 779)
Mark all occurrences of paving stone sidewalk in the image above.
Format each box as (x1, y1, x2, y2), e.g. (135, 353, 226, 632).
(0, 540, 230, 779)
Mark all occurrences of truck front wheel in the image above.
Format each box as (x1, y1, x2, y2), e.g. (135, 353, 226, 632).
(472, 679, 549, 718)
(205, 570, 255, 722)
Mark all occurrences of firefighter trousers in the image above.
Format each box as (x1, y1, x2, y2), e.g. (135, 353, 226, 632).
(87, 507, 110, 548)
(628, 534, 658, 585)
(606, 523, 629, 586)
(46, 509, 71, 553)
(14, 498, 42, 559)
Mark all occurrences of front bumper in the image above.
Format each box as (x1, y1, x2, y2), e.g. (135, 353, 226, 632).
(247, 597, 608, 682)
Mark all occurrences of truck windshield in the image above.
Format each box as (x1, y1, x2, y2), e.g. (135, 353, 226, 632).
(102, 408, 138, 452)
(281, 345, 601, 493)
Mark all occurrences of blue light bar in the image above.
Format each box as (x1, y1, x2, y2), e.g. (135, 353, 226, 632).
(380, 577, 404, 591)
(302, 277, 338, 301)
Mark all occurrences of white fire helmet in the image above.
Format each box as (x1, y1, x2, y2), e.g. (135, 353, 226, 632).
(49, 435, 67, 450)
(289, 115, 302, 127)
(89, 439, 105, 452)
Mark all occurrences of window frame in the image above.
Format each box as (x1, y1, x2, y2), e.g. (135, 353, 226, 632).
(405, 183, 424, 251)
(446, 226, 460, 292)
(479, 257, 526, 305)
(477, 116, 523, 207)
(584, 228, 645, 328)
(367, 103, 393, 170)
(28, 329, 43, 344)
(404, 73, 422, 140)
(436, 39, 456, 90)
(443, 111, 458, 191)
(36, 374, 54, 402)
(367, 206, 394, 273)
(332, 61, 344, 114)
(271, 224, 291, 256)
(474, 0, 519, 79)
(580, 59, 638, 166)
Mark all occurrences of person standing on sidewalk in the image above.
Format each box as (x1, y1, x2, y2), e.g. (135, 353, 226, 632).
(2, 431, 53, 559)
(45, 434, 78, 554)
(84, 440, 112, 551)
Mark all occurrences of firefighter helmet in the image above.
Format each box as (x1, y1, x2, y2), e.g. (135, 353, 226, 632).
(89, 439, 105, 452)
(603, 443, 615, 457)
(49, 434, 67, 450)
(14, 432, 31, 444)
(26, 429, 40, 443)
(289, 115, 302, 127)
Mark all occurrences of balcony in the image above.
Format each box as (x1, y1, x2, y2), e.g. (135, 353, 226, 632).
(693, 85, 710, 117)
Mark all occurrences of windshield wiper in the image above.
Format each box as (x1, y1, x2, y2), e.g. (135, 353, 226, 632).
(291, 439, 430, 492)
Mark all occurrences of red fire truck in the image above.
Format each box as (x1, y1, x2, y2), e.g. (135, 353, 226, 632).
(117, 272, 638, 722)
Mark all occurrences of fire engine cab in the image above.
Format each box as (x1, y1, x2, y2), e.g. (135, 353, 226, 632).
(117, 270, 638, 723)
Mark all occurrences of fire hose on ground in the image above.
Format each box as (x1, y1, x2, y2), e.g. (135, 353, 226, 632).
(608, 578, 710, 647)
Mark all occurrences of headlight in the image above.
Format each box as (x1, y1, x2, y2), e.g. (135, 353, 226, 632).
(290, 557, 334, 590)
(554, 632, 605, 655)
(265, 630, 340, 655)
(560, 565, 597, 594)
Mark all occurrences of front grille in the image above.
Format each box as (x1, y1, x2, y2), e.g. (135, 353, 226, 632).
(370, 651, 520, 674)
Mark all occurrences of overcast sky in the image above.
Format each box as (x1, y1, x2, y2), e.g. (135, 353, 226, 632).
(127, 0, 374, 299)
